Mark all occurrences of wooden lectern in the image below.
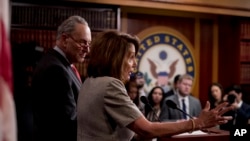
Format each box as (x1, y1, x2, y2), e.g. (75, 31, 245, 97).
(158, 128, 230, 141)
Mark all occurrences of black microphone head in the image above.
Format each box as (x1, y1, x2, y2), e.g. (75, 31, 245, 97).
(166, 100, 177, 109)
(140, 96, 148, 104)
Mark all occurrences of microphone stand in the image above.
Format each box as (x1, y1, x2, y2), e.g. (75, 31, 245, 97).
(175, 107, 194, 119)
(166, 100, 193, 119)
(141, 96, 161, 122)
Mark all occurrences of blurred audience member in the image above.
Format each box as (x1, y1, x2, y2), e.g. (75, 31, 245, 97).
(125, 79, 140, 107)
(131, 71, 147, 113)
(145, 86, 165, 122)
(159, 74, 202, 122)
(220, 85, 250, 131)
(208, 82, 224, 109)
(165, 74, 180, 97)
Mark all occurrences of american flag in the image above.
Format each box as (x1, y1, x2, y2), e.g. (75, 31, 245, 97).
(0, 0, 17, 140)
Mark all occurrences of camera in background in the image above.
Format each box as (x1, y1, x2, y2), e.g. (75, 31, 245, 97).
(227, 94, 236, 105)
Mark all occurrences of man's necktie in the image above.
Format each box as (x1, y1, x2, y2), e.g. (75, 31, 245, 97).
(71, 64, 82, 82)
(182, 99, 187, 119)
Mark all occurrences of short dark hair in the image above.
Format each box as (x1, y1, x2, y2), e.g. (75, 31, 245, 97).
(173, 74, 181, 84)
(227, 84, 242, 94)
(87, 31, 140, 81)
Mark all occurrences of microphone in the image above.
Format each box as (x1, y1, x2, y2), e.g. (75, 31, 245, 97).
(140, 96, 161, 122)
(166, 100, 194, 119)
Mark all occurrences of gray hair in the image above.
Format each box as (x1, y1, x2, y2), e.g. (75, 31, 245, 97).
(56, 15, 88, 39)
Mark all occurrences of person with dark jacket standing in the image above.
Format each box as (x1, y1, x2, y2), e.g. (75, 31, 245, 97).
(31, 15, 91, 141)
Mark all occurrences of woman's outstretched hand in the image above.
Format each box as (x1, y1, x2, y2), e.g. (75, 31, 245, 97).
(195, 101, 233, 129)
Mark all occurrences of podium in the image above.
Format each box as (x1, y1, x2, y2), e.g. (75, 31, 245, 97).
(158, 128, 229, 141)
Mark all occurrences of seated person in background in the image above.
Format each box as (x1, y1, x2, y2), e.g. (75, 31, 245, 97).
(133, 86, 165, 141)
(165, 74, 180, 97)
(208, 82, 224, 109)
(132, 71, 147, 113)
(220, 85, 250, 131)
(159, 74, 202, 122)
(144, 86, 165, 122)
(121, 79, 140, 141)
(125, 78, 140, 108)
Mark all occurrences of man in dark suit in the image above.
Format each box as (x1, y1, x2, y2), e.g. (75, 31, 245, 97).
(165, 74, 180, 97)
(31, 15, 91, 141)
(159, 74, 202, 122)
(220, 85, 250, 131)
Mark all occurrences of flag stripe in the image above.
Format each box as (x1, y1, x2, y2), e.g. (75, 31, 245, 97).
(0, 20, 13, 92)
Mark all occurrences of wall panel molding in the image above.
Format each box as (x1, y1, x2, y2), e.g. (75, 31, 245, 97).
(69, 0, 250, 17)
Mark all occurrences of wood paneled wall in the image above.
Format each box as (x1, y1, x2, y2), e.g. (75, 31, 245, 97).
(126, 13, 195, 45)
(218, 16, 241, 90)
(199, 19, 214, 106)
(73, 0, 250, 17)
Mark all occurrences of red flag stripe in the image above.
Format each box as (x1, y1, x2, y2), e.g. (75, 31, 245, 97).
(0, 20, 13, 93)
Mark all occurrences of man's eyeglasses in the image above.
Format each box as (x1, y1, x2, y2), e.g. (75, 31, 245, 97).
(67, 35, 91, 48)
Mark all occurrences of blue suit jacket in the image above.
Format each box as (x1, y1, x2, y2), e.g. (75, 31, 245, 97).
(159, 94, 202, 122)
